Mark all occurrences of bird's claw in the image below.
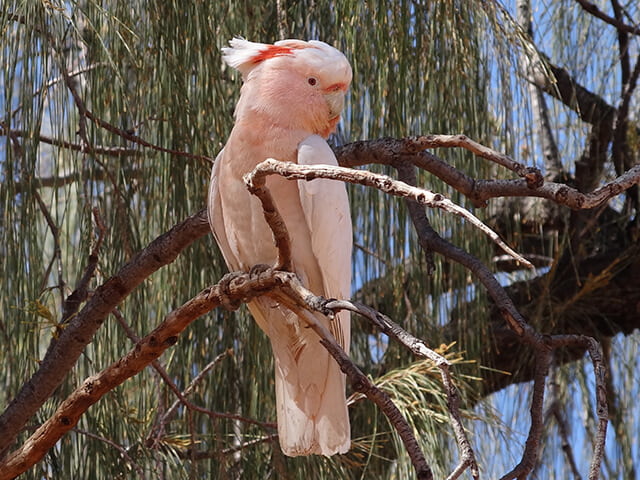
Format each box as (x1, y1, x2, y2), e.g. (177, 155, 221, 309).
(314, 296, 337, 319)
(249, 263, 272, 278)
(217, 272, 244, 311)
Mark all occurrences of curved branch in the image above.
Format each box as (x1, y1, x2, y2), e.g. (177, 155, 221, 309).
(243, 169, 294, 271)
(326, 299, 479, 480)
(0, 210, 211, 457)
(246, 159, 533, 268)
(574, 0, 640, 36)
(0, 269, 436, 480)
(334, 137, 640, 209)
(269, 280, 433, 480)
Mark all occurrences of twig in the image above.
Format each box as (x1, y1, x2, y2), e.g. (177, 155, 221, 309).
(405, 134, 543, 185)
(353, 242, 389, 266)
(573, 0, 640, 36)
(161, 351, 238, 425)
(8, 11, 210, 165)
(0, 124, 141, 157)
(442, 361, 479, 480)
(516, 2, 564, 182)
(32, 190, 65, 306)
(73, 428, 144, 476)
(326, 299, 479, 480)
(245, 159, 533, 268)
(175, 434, 280, 459)
(59, 208, 107, 327)
(54, 40, 212, 165)
(393, 151, 605, 478)
(83, 109, 214, 163)
(9, 63, 107, 119)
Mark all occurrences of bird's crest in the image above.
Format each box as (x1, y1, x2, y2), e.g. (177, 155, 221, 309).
(222, 37, 350, 81)
(222, 38, 301, 77)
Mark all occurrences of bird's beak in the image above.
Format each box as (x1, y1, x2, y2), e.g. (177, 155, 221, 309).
(324, 89, 346, 120)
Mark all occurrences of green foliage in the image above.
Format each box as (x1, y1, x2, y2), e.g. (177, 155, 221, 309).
(2, 0, 638, 478)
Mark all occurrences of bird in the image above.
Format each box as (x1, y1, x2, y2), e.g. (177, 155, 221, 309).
(207, 38, 353, 456)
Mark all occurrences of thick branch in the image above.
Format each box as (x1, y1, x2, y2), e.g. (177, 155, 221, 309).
(0, 210, 211, 457)
(0, 269, 293, 479)
(335, 138, 640, 209)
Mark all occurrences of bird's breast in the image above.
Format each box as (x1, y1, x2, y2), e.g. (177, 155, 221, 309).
(214, 123, 313, 271)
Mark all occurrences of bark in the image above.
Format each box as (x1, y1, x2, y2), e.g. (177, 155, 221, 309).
(448, 240, 640, 399)
(0, 210, 211, 457)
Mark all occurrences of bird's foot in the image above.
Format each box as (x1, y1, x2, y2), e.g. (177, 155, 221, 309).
(217, 272, 244, 311)
(316, 297, 338, 319)
(248, 263, 272, 278)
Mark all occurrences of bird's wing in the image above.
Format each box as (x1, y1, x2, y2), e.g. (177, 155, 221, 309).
(207, 148, 239, 271)
(297, 134, 352, 352)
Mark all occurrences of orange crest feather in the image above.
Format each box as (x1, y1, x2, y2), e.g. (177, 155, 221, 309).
(250, 45, 295, 63)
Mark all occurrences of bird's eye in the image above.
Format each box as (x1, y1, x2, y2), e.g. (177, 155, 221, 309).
(307, 77, 318, 86)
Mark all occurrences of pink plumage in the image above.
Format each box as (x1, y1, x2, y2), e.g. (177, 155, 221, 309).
(208, 38, 353, 456)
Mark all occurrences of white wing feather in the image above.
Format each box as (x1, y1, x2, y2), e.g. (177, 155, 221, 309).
(207, 149, 236, 269)
(297, 135, 352, 352)
(292, 134, 352, 455)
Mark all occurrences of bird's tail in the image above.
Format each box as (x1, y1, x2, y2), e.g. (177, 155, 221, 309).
(248, 299, 350, 456)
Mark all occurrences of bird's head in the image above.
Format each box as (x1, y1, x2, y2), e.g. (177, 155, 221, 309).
(222, 38, 352, 138)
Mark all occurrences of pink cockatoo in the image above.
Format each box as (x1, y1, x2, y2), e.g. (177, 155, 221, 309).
(208, 38, 353, 456)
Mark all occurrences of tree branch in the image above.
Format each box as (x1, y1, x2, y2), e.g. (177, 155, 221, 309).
(246, 160, 607, 478)
(267, 284, 433, 480)
(404, 134, 543, 183)
(0, 269, 436, 480)
(326, 299, 479, 480)
(574, 0, 640, 36)
(335, 137, 640, 209)
(0, 210, 210, 458)
(245, 158, 533, 268)
(73, 428, 144, 477)
(0, 124, 141, 158)
(242, 169, 294, 271)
